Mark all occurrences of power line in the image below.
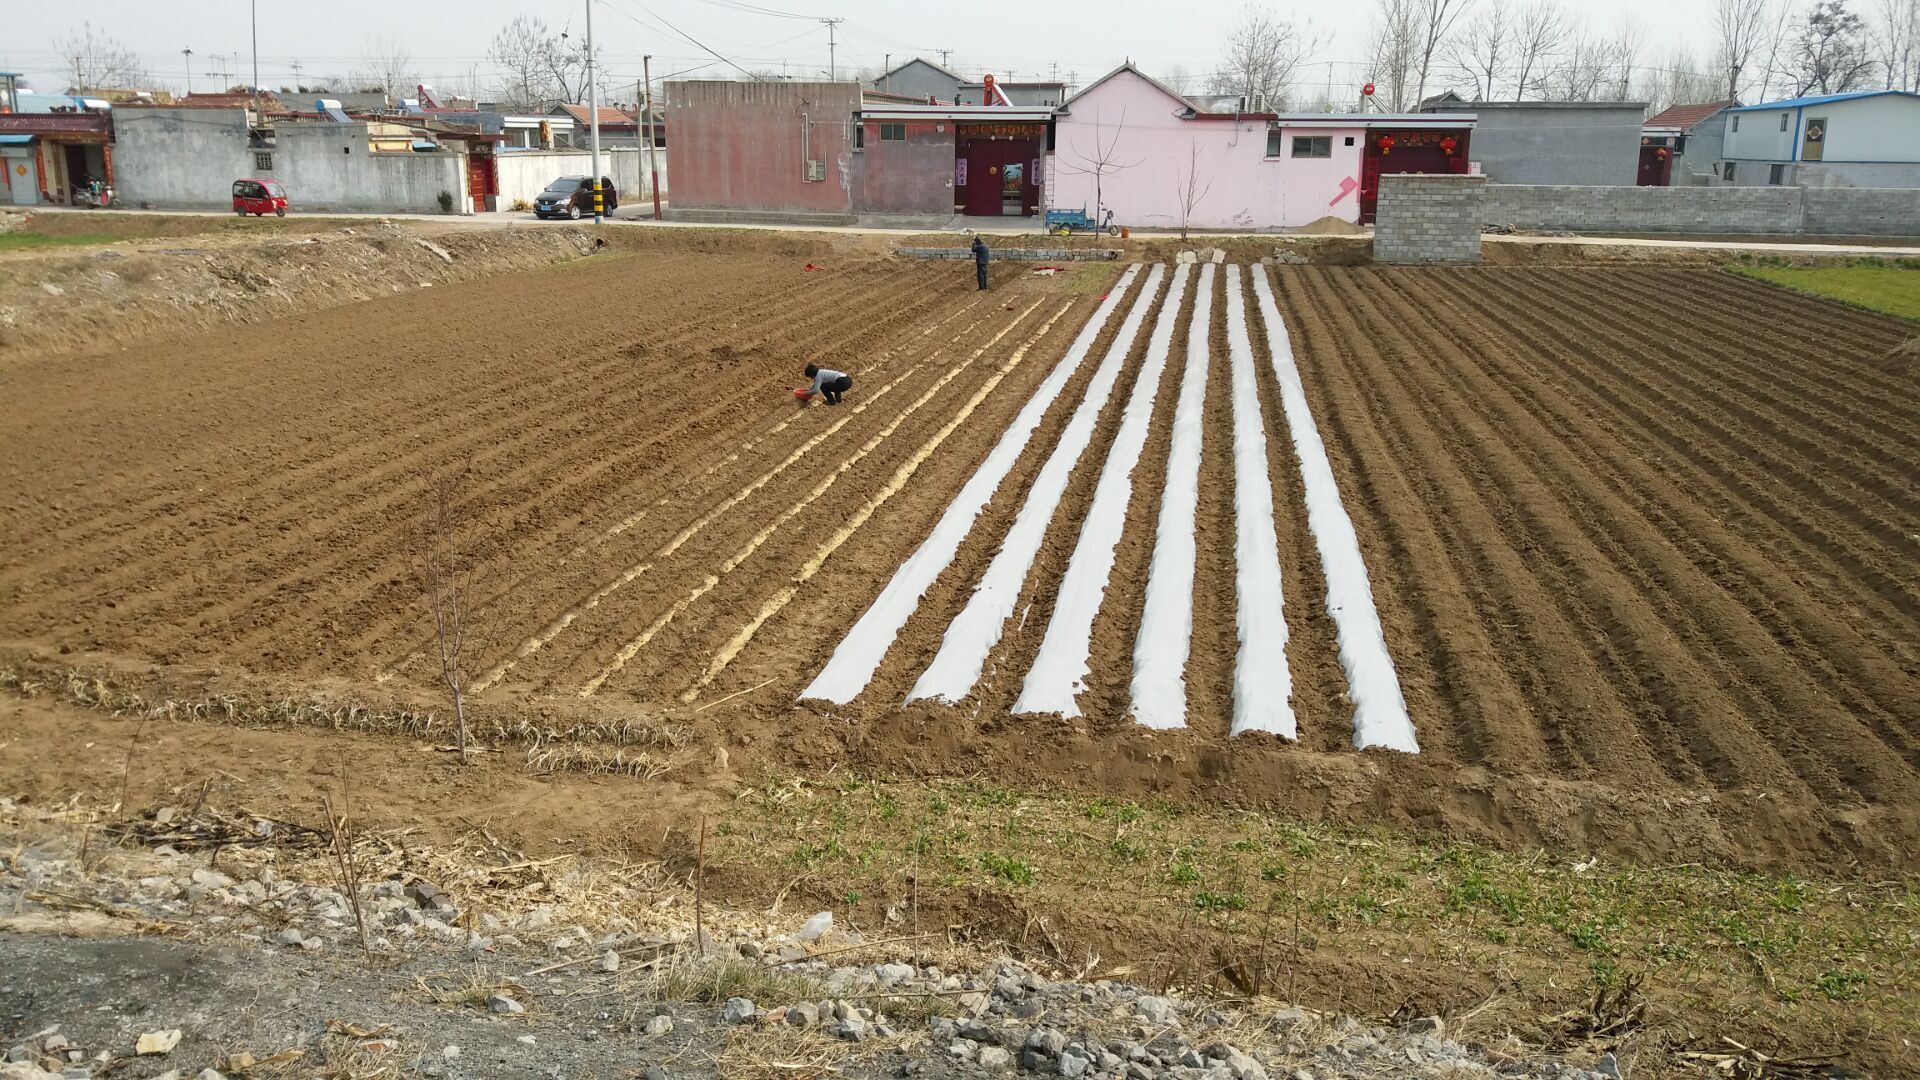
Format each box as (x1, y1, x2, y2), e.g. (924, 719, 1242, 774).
(598, 0, 766, 81)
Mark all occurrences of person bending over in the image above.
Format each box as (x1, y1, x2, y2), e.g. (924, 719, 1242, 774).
(803, 363, 854, 405)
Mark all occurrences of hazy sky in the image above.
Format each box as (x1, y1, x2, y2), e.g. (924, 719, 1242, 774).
(4, 0, 1719, 100)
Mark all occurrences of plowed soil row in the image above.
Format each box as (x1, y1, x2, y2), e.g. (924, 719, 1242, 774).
(5, 255, 1915, 873)
(1272, 266, 1918, 805)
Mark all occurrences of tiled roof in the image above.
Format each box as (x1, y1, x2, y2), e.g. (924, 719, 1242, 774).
(1644, 101, 1735, 130)
(554, 103, 638, 126)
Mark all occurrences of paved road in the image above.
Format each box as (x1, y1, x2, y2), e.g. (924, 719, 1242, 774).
(19, 204, 1919, 253)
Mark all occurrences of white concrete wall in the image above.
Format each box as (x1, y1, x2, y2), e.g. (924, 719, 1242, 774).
(271, 123, 467, 215)
(1812, 94, 1920, 163)
(111, 107, 257, 209)
(494, 148, 667, 208)
(1725, 107, 1797, 160)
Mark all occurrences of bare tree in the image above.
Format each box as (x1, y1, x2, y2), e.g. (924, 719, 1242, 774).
(1449, 0, 1513, 98)
(1545, 21, 1611, 100)
(1412, 0, 1474, 105)
(1636, 48, 1727, 111)
(354, 34, 417, 98)
(1210, 6, 1320, 110)
(1057, 107, 1143, 224)
(419, 463, 475, 765)
(60, 21, 147, 91)
(1715, 0, 1775, 100)
(1880, 0, 1920, 89)
(488, 15, 561, 110)
(1605, 15, 1647, 99)
(1368, 0, 1422, 109)
(1174, 139, 1214, 240)
(1510, 0, 1566, 99)
(1789, 0, 1880, 93)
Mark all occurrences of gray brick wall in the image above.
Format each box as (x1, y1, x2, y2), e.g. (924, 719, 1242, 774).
(1374, 175, 1486, 264)
(1480, 184, 1920, 237)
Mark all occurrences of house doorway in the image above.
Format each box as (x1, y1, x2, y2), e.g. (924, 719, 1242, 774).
(1637, 145, 1672, 186)
(956, 124, 1043, 217)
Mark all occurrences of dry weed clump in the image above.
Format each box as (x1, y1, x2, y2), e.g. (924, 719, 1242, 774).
(0, 659, 689, 778)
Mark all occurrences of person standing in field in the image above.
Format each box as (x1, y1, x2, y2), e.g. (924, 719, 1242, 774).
(971, 235, 989, 291)
(803, 363, 854, 406)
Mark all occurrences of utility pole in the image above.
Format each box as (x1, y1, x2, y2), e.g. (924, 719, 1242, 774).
(250, 0, 260, 109)
(643, 55, 662, 219)
(820, 18, 845, 80)
(183, 48, 193, 95)
(586, 0, 603, 223)
(937, 49, 953, 68)
(882, 53, 889, 91)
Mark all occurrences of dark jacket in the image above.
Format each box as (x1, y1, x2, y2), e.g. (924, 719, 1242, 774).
(970, 237, 989, 265)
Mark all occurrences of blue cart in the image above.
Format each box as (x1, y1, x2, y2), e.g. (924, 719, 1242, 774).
(1045, 205, 1119, 236)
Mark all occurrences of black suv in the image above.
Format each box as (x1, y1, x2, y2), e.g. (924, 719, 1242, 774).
(534, 176, 619, 219)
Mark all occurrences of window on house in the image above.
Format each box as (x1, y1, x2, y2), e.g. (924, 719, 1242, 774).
(879, 122, 905, 141)
(253, 151, 273, 171)
(1769, 163, 1786, 185)
(1724, 161, 1737, 182)
(1292, 135, 1332, 158)
(853, 120, 864, 150)
(1779, 112, 1790, 131)
(1344, 136, 1355, 146)
(1265, 129, 1283, 157)
(1731, 114, 1740, 132)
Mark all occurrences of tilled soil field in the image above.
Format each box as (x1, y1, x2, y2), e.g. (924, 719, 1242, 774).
(3, 253, 1915, 873)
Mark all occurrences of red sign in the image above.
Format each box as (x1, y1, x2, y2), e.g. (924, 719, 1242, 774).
(958, 122, 1044, 138)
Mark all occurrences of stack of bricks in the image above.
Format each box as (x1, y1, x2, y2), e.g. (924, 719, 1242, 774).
(1373, 174, 1487, 264)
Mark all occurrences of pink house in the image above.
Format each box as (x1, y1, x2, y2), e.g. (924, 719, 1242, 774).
(1048, 64, 1475, 231)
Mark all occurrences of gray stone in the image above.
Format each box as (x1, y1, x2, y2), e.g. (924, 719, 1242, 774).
(1269, 1007, 1308, 1032)
(1097, 1052, 1123, 1071)
(273, 928, 306, 946)
(832, 1000, 856, 1022)
(1222, 1050, 1267, 1079)
(738, 941, 763, 960)
(197, 1072, 225, 1080)
(833, 1018, 868, 1042)
(5, 1047, 29, 1064)
(1595, 1052, 1622, 1080)
(1057, 1051, 1090, 1077)
(721, 998, 758, 1024)
(1126, 1065, 1155, 1080)
(1135, 995, 1178, 1026)
(1026, 1029, 1068, 1056)
(487, 994, 525, 1015)
(1179, 1050, 1207, 1068)
(63, 1069, 92, 1080)
(190, 868, 233, 889)
(598, 950, 621, 973)
(1400, 1016, 1443, 1038)
(958, 1018, 995, 1043)
(644, 1068, 667, 1080)
(1020, 1050, 1052, 1072)
(977, 1046, 1014, 1069)
(786, 1002, 819, 1029)
(643, 1015, 674, 1037)
(874, 962, 916, 986)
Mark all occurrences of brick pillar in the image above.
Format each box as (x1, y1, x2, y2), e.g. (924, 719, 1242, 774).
(1373, 174, 1486, 264)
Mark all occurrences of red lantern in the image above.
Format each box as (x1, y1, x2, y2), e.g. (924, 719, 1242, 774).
(1362, 82, 1376, 97)
(1439, 136, 1458, 155)
(1656, 147, 1669, 160)
(1377, 134, 1396, 155)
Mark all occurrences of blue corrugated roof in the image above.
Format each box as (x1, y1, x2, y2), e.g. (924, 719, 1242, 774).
(1728, 90, 1920, 112)
(0, 133, 34, 144)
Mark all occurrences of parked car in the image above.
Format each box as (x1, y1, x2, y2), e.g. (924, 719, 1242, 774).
(232, 178, 288, 217)
(534, 176, 618, 219)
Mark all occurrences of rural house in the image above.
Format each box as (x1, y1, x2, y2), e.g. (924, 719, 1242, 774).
(1418, 93, 1646, 185)
(1720, 90, 1920, 188)
(1049, 63, 1473, 230)
(1639, 100, 1736, 185)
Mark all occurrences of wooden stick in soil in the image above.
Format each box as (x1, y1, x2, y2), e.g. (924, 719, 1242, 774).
(694, 814, 706, 959)
(691, 678, 777, 714)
